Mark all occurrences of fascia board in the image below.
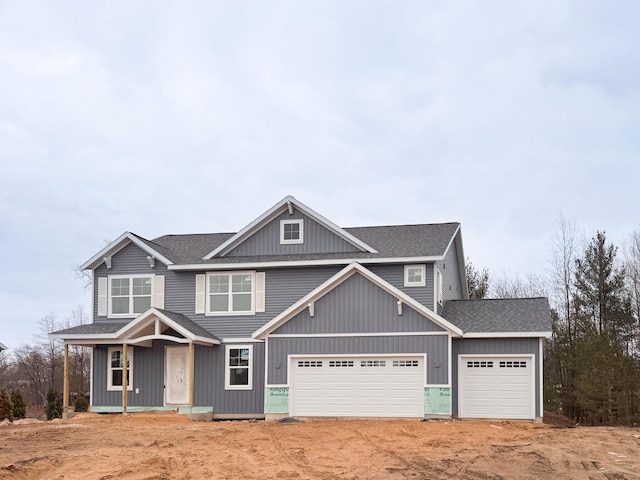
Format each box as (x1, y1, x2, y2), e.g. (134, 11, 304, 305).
(461, 331, 553, 338)
(80, 232, 173, 270)
(203, 195, 378, 259)
(253, 261, 463, 339)
(168, 255, 443, 271)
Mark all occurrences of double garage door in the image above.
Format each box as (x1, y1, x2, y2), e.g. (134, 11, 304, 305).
(290, 356, 424, 418)
(459, 356, 535, 420)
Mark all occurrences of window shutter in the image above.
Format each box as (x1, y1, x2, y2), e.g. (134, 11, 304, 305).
(97, 277, 108, 316)
(154, 275, 165, 309)
(195, 274, 206, 314)
(255, 272, 266, 313)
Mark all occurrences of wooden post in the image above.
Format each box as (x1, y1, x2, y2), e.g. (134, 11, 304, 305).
(122, 344, 128, 416)
(189, 342, 195, 408)
(63, 343, 69, 419)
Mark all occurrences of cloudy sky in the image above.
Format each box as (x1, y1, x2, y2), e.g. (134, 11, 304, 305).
(1, 1, 639, 349)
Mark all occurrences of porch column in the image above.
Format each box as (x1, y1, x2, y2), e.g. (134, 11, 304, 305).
(189, 342, 195, 408)
(63, 343, 69, 419)
(122, 343, 128, 416)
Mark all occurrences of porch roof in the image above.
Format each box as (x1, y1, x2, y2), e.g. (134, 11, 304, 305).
(50, 308, 220, 346)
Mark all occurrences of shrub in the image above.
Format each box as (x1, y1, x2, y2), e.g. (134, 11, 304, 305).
(74, 394, 89, 412)
(10, 390, 26, 419)
(0, 390, 14, 422)
(45, 389, 63, 420)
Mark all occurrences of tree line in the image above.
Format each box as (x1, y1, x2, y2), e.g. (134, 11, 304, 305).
(468, 217, 640, 426)
(0, 306, 90, 419)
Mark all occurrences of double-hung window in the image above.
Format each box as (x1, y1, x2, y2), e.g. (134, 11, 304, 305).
(107, 347, 133, 391)
(225, 345, 253, 390)
(109, 275, 153, 316)
(207, 272, 254, 315)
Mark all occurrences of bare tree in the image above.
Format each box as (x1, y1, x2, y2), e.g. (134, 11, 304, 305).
(491, 272, 548, 299)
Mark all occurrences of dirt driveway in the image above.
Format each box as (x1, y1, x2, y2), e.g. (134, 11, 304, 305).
(1, 412, 639, 479)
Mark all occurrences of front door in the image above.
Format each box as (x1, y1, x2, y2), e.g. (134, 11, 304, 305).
(165, 346, 190, 405)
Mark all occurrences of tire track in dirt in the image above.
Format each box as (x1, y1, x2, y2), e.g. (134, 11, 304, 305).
(338, 424, 456, 479)
(267, 426, 338, 480)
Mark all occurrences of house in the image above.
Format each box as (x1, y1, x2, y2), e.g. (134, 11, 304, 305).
(52, 196, 552, 421)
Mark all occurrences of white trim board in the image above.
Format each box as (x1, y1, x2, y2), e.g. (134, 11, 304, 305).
(80, 231, 174, 270)
(167, 255, 444, 271)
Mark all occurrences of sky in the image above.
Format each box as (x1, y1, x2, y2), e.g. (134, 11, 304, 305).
(1, 1, 639, 350)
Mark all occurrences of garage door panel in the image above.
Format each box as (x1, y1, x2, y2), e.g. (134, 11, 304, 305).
(460, 356, 534, 420)
(292, 356, 424, 418)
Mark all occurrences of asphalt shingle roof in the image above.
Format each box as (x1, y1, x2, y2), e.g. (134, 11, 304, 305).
(151, 223, 460, 264)
(441, 298, 552, 333)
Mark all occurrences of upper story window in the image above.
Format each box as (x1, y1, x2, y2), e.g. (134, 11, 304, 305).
(109, 275, 153, 317)
(436, 268, 444, 304)
(280, 219, 304, 244)
(207, 271, 254, 315)
(404, 265, 426, 287)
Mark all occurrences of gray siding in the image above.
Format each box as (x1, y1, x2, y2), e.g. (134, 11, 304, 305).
(452, 338, 541, 417)
(367, 263, 435, 308)
(226, 208, 361, 257)
(174, 267, 342, 338)
(267, 335, 449, 386)
(273, 273, 444, 335)
(94, 243, 169, 320)
(435, 244, 463, 314)
(93, 342, 265, 415)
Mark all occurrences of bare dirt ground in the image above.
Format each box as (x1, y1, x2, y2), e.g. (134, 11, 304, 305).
(1, 413, 639, 480)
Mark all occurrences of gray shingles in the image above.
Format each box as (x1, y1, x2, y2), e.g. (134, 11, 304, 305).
(150, 223, 460, 264)
(441, 298, 552, 333)
(155, 309, 220, 341)
(52, 323, 125, 335)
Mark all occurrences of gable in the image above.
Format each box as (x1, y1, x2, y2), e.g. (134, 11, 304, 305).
(81, 231, 174, 270)
(203, 196, 377, 259)
(253, 262, 463, 339)
(272, 272, 446, 335)
(225, 207, 362, 257)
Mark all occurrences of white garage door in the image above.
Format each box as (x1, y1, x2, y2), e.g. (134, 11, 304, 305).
(459, 356, 534, 420)
(291, 356, 424, 418)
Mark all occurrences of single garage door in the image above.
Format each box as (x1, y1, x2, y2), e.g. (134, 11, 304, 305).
(459, 356, 534, 420)
(291, 356, 424, 418)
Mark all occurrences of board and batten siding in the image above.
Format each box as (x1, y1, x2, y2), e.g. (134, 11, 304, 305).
(435, 244, 464, 314)
(273, 273, 444, 335)
(267, 335, 449, 386)
(451, 338, 541, 417)
(92, 342, 265, 415)
(225, 208, 361, 257)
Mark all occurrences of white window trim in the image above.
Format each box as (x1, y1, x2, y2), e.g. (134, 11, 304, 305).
(280, 219, 304, 245)
(107, 274, 155, 319)
(225, 344, 253, 390)
(206, 271, 255, 316)
(107, 347, 133, 391)
(404, 264, 426, 287)
(436, 268, 444, 305)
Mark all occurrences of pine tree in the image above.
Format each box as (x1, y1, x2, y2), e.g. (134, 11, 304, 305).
(0, 390, 14, 422)
(10, 390, 26, 419)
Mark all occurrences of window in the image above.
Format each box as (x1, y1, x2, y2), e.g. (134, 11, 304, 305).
(404, 265, 426, 287)
(280, 219, 304, 244)
(436, 269, 443, 304)
(206, 272, 254, 315)
(225, 345, 252, 390)
(108, 347, 133, 391)
(109, 275, 153, 317)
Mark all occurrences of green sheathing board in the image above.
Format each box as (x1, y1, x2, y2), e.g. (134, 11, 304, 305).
(264, 387, 289, 414)
(424, 387, 451, 415)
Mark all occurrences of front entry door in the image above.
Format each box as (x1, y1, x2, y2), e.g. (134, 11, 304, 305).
(165, 346, 190, 405)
